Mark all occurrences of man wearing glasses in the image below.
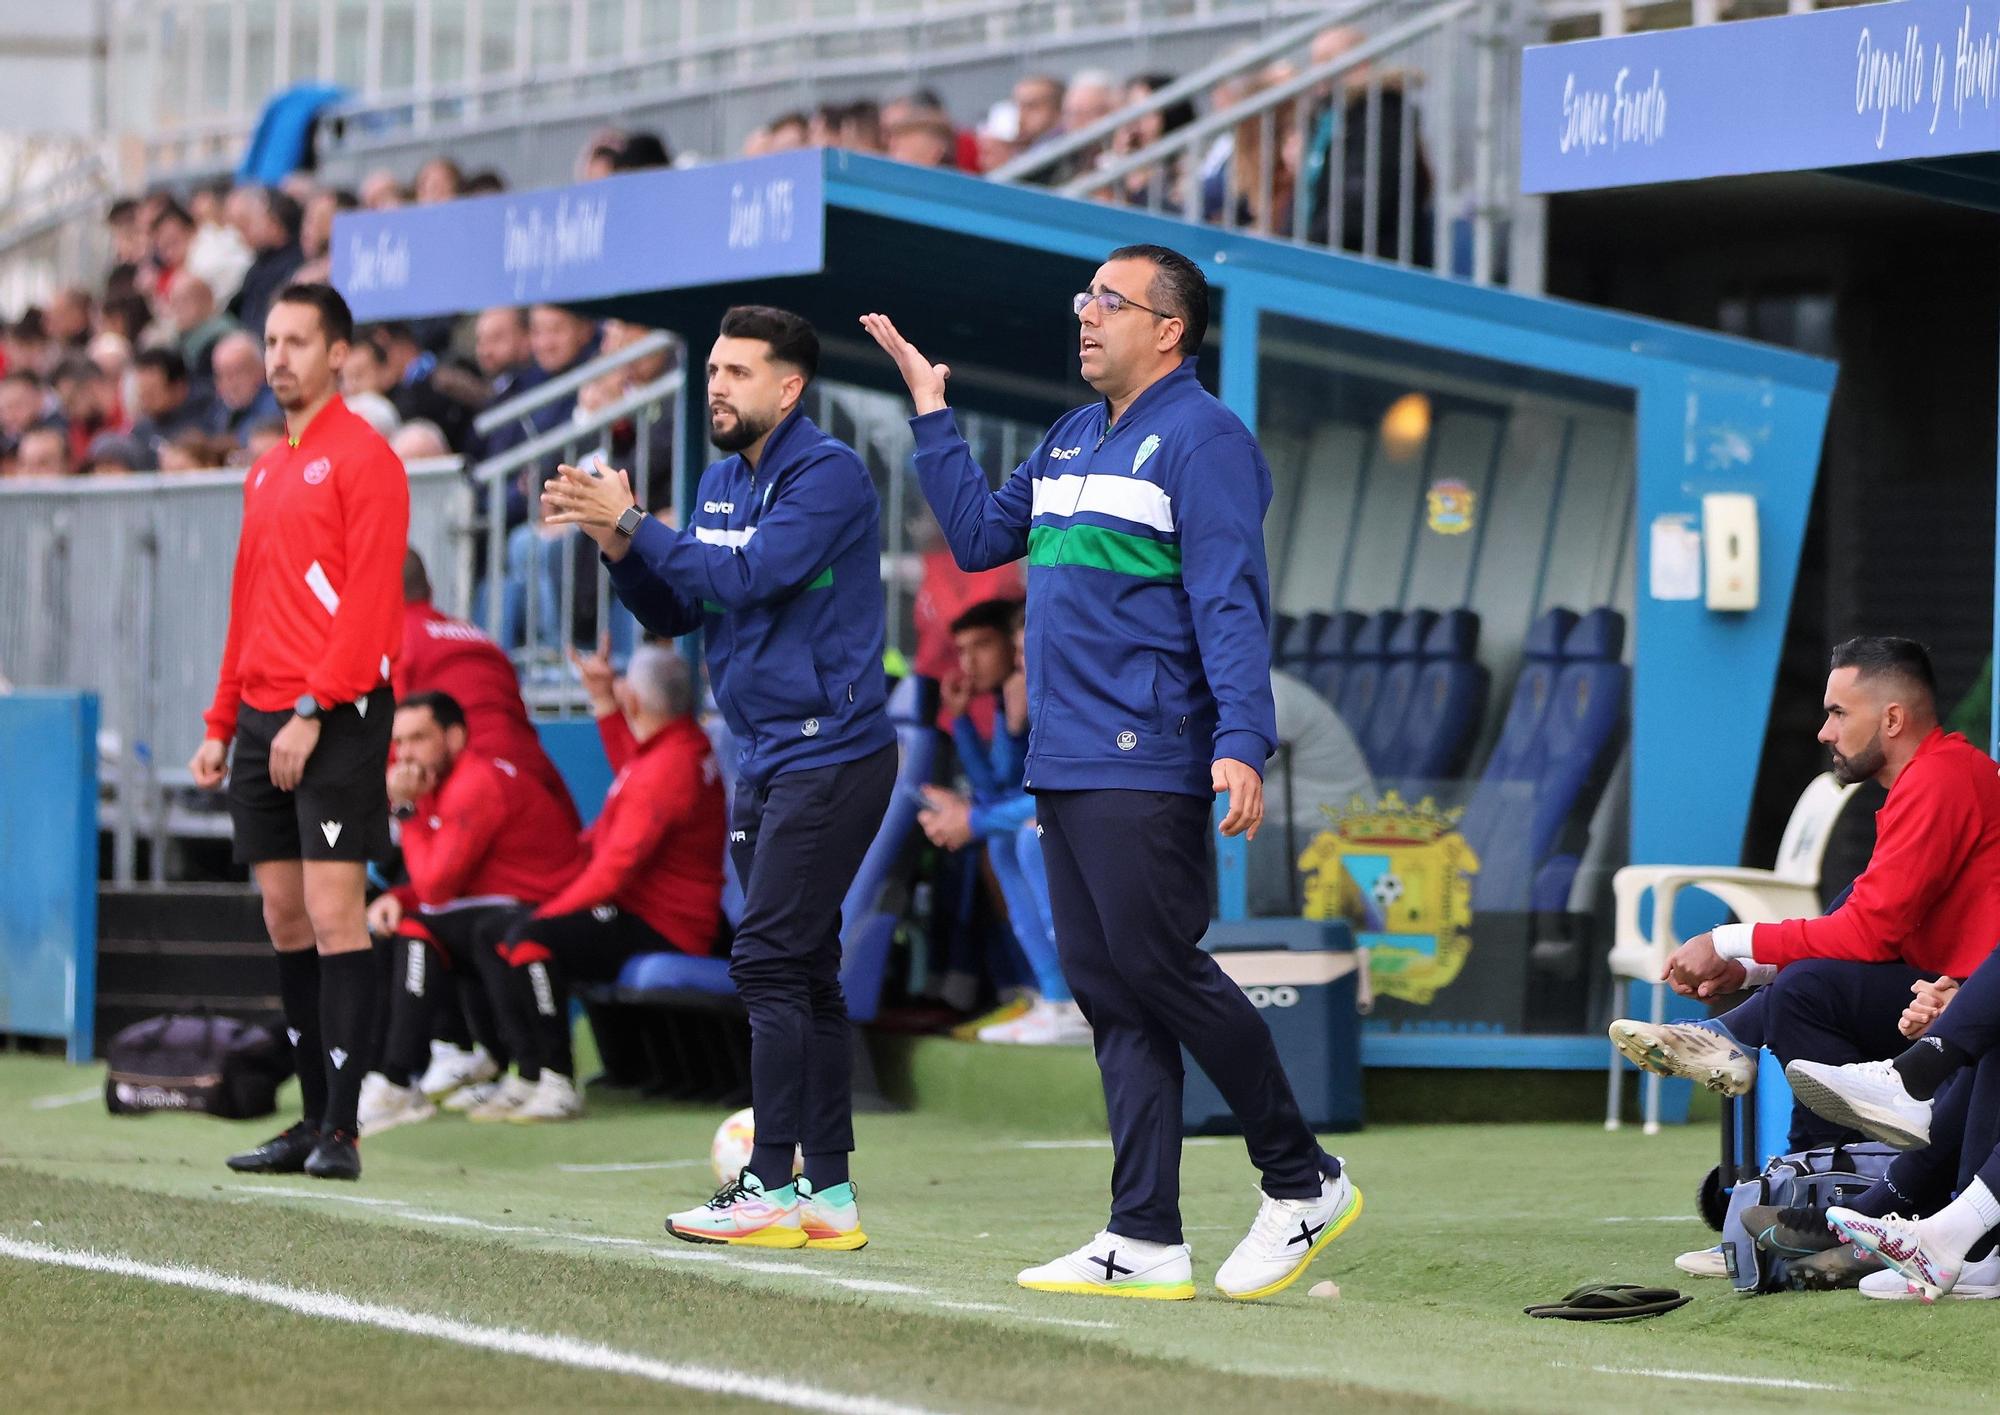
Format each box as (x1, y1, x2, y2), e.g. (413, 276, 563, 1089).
(862, 244, 1359, 1304)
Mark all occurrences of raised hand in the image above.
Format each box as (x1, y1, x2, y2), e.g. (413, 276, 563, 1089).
(858, 313, 951, 415)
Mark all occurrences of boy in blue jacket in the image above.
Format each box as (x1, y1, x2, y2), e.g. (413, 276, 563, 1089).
(863, 244, 1361, 1302)
(543, 306, 896, 1253)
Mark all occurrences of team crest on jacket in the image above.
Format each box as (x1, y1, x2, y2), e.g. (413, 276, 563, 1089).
(302, 457, 332, 485)
(1133, 434, 1161, 473)
(1116, 730, 1137, 751)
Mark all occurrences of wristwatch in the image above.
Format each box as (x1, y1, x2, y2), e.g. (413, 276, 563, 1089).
(614, 504, 646, 538)
(294, 694, 321, 721)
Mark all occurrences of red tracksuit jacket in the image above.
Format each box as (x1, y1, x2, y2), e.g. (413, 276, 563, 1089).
(203, 396, 408, 740)
(394, 600, 580, 830)
(535, 713, 727, 955)
(1751, 728, 2000, 977)
(395, 751, 582, 912)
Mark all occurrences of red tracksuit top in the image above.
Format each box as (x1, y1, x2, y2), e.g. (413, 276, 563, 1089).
(1752, 728, 2000, 977)
(535, 713, 727, 956)
(394, 600, 581, 831)
(203, 396, 409, 740)
(395, 751, 583, 912)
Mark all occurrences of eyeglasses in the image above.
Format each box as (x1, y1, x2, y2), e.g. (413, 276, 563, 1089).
(1072, 288, 1169, 319)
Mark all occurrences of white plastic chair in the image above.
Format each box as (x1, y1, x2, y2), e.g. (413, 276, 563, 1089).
(1605, 772, 1861, 1133)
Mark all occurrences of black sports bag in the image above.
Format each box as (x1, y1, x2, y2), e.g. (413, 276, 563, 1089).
(104, 1012, 289, 1119)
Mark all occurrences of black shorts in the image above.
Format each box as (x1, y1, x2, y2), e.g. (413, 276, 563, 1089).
(228, 687, 394, 865)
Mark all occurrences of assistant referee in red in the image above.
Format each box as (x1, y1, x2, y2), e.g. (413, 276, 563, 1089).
(189, 282, 409, 1182)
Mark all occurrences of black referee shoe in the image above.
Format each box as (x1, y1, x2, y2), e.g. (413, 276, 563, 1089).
(226, 1120, 321, 1174)
(304, 1128, 361, 1182)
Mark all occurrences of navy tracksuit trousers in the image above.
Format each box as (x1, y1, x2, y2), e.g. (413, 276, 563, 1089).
(1036, 788, 1333, 1245)
(727, 743, 897, 1177)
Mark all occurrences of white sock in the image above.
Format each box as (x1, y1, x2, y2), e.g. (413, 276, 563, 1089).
(1919, 1180, 2000, 1261)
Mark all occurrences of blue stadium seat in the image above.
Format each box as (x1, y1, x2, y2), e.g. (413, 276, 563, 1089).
(618, 951, 736, 995)
(1304, 609, 1365, 706)
(1527, 610, 1629, 908)
(1334, 609, 1403, 744)
(1360, 609, 1438, 774)
(1388, 609, 1489, 787)
(1275, 611, 1331, 674)
(1457, 607, 1578, 910)
(837, 674, 942, 1023)
(1271, 611, 1297, 656)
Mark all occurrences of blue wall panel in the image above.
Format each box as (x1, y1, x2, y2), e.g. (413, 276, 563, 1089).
(0, 693, 99, 1060)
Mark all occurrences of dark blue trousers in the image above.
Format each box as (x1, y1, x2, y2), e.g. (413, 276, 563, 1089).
(1717, 958, 1928, 1150)
(727, 744, 897, 1173)
(1036, 789, 1331, 1245)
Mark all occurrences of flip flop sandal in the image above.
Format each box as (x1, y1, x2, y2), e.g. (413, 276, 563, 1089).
(1525, 1282, 1692, 1321)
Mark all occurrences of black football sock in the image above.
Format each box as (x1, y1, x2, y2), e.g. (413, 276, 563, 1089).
(319, 950, 381, 1134)
(1892, 1035, 1971, 1102)
(274, 948, 327, 1128)
(750, 1144, 798, 1191)
(803, 1151, 850, 1190)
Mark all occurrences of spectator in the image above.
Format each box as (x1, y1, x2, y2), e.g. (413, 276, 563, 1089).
(227, 187, 306, 336)
(84, 431, 146, 475)
(839, 99, 884, 153)
(1297, 27, 1435, 263)
(243, 415, 287, 463)
(391, 419, 451, 462)
(1104, 73, 1196, 209)
(158, 432, 234, 472)
(167, 276, 240, 383)
(106, 197, 149, 284)
(462, 169, 507, 196)
(360, 169, 406, 209)
(1051, 68, 1122, 180)
(0, 369, 52, 452)
(612, 131, 673, 171)
(51, 356, 116, 468)
(1014, 75, 1066, 152)
(414, 156, 466, 205)
(129, 347, 218, 457)
(341, 335, 392, 399)
(205, 330, 280, 445)
(297, 187, 357, 285)
(885, 102, 956, 168)
(98, 292, 155, 346)
(582, 142, 623, 180)
(45, 287, 93, 350)
(148, 199, 196, 303)
(1205, 63, 1299, 234)
(741, 125, 772, 158)
(765, 111, 811, 151)
(809, 103, 846, 147)
(11, 425, 71, 478)
(5, 309, 54, 378)
(346, 389, 404, 440)
(975, 100, 1023, 173)
(366, 321, 478, 449)
(187, 185, 255, 308)
(473, 306, 537, 400)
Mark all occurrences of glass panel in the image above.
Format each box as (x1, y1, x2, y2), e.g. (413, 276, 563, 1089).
(1258, 310, 1636, 1039)
(381, 0, 418, 90)
(587, 0, 622, 57)
(332, 1, 371, 86)
(244, 10, 277, 106)
(636, 0, 679, 48)
(480, 0, 519, 73)
(431, 0, 470, 86)
(290, 0, 323, 83)
(530, 0, 571, 63)
(199, 4, 233, 117)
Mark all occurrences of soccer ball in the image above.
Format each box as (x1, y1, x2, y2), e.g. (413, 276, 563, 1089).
(708, 1108, 803, 1184)
(1371, 873, 1405, 909)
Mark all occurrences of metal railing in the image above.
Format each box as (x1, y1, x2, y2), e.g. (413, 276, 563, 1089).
(0, 458, 470, 883)
(0, 153, 116, 319)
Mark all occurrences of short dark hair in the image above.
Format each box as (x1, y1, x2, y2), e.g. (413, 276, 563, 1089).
(1830, 636, 1938, 708)
(950, 597, 1022, 637)
(717, 305, 818, 381)
(769, 110, 810, 135)
(1105, 243, 1209, 355)
(403, 547, 433, 603)
(398, 690, 466, 733)
(613, 131, 673, 170)
(263, 188, 304, 243)
(151, 198, 194, 232)
(107, 197, 139, 225)
(272, 282, 356, 347)
(51, 355, 101, 386)
(135, 347, 189, 384)
(462, 170, 507, 196)
(368, 320, 418, 348)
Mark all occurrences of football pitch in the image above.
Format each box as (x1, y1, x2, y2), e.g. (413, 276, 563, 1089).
(1, 1046, 1993, 1414)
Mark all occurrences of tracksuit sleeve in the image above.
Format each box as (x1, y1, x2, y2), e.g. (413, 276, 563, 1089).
(536, 750, 692, 919)
(307, 448, 411, 708)
(1750, 766, 1978, 968)
(953, 716, 1001, 799)
(596, 710, 639, 772)
(1176, 431, 1278, 775)
(606, 516, 707, 638)
(202, 513, 254, 742)
(970, 792, 1037, 841)
(624, 455, 870, 611)
(910, 409, 1034, 572)
(411, 770, 508, 907)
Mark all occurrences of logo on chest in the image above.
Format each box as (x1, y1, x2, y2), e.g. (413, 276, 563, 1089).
(704, 500, 736, 514)
(1048, 446, 1083, 461)
(302, 457, 332, 485)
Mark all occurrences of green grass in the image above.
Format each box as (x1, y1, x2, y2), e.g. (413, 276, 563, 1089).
(0, 1045, 1994, 1414)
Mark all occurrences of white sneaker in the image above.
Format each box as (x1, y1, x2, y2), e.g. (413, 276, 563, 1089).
(1827, 1208, 1969, 1302)
(1786, 1058, 1933, 1150)
(464, 1073, 537, 1123)
(1860, 1252, 2000, 1300)
(1215, 1168, 1363, 1300)
(1674, 1245, 1730, 1278)
(978, 999, 1092, 1045)
(1609, 1019, 1754, 1096)
(1018, 1231, 1195, 1301)
(508, 1072, 584, 1124)
(357, 1074, 437, 1136)
(442, 1078, 503, 1113)
(418, 1042, 499, 1100)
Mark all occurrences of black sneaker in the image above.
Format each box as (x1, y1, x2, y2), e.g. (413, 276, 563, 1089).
(1784, 1242, 1881, 1291)
(1743, 1203, 1841, 1256)
(304, 1128, 362, 1181)
(226, 1120, 321, 1174)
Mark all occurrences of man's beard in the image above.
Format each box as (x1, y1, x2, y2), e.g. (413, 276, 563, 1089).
(709, 404, 773, 453)
(1830, 730, 1887, 784)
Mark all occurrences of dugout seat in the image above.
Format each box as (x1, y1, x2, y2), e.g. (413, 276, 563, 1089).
(1375, 609, 1488, 790)
(1304, 609, 1366, 708)
(1359, 608, 1439, 775)
(1274, 611, 1331, 675)
(1333, 609, 1404, 744)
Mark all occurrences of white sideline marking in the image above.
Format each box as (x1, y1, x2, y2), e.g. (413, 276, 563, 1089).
(557, 1160, 711, 1174)
(0, 1237, 941, 1415)
(1599, 1215, 1702, 1224)
(829, 1278, 929, 1294)
(29, 1088, 102, 1111)
(930, 1300, 1117, 1330)
(1008, 1138, 1227, 1151)
(1563, 1364, 1848, 1392)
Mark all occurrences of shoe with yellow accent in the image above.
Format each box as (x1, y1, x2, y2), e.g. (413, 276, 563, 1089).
(666, 1170, 808, 1249)
(950, 991, 1035, 1042)
(1018, 1232, 1195, 1300)
(1215, 1167, 1362, 1301)
(798, 1176, 868, 1250)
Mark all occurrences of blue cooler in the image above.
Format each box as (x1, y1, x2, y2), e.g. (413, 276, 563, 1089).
(1181, 919, 1364, 1134)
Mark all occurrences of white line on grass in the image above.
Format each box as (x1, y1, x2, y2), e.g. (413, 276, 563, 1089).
(28, 1088, 102, 1111)
(930, 1300, 1118, 1330)
(1007, 1138, 1228, 1151)
(1598, 1215, 1702, 1224)
(557, 1160, 712, 1173)
(1559, 1363, 1849, 1392)
(0, 1237, 944, 1415)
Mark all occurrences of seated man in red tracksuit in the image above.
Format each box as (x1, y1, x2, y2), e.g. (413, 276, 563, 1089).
(361, 690, 582, 1132)
(474, 642, 728, 1123)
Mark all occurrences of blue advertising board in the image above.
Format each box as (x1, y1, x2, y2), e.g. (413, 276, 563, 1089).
(1523, 0, 2000, 193)
(0, 692, 98, 1061)
(330, 149, 826, 319)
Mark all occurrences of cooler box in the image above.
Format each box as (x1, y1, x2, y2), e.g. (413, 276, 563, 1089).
(1182, 918, 1363, 1134)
